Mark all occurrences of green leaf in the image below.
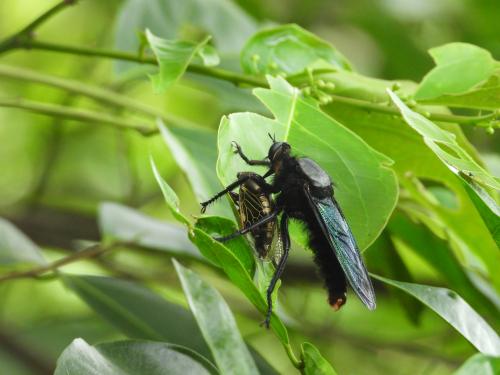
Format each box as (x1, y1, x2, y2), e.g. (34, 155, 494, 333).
(457, 173, 500, 248)
(150, 156, 190, 225)
(241, 24, 352, 76)
(388, 89, 500, 190)
(63, 275, 278, 375)
(417, 72, 500, 110)
(373, 275, 500, 356)
(174, 260, 259, 375)
(98, 202, 200, 259)
(54, 339, 216, 375)
(415, 43, 497, 100)
(196, 216, 255, 275)
(0, 217, 45, 267)
(189, 225, 290, 346)
(63, 275, 207, 350)
(301, 342, 338, 375)
(454, 353, 500, 375)
(145, 29, 211, 92)
(158, 121, 232, 218)
(217, 76, 398, 249)
(114, 0, 257, 68)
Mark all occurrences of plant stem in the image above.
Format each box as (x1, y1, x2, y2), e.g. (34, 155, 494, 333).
(329, 95, 498, 126)
(0, 97, 157, 135)
(0, 242, 119, 283)
(0, 64, 197, 129)
(0, 0, 77, 53)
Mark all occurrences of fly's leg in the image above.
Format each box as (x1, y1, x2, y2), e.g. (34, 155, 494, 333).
(232, 141, 270, 167)
(261, 212, 290, 329)
(200, 175, 251, 213)
(214, 209, 281, 242)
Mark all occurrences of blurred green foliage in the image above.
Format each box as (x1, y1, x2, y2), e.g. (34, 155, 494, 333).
(0, 0, 499, 374)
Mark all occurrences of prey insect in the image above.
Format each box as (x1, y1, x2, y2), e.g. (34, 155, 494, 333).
(201, 136, 376, 328)
(227, 171, 282, 263)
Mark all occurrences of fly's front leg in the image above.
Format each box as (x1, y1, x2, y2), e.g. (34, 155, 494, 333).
(200, 175, 250, 213)
(232, 141, 270, 167)
(261, 212, 290, 329)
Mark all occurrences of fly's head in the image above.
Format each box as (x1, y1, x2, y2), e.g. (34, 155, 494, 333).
(267, 134, 291, 173)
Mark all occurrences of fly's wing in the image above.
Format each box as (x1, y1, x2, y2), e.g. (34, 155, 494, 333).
(304, 186, 376, 310)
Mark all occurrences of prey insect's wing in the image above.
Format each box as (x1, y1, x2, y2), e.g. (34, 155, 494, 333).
(304, 186, 376, 310)
(239, 184, 276, 259)
(271, 220, 283, 266)
(240, 184, 267, 224)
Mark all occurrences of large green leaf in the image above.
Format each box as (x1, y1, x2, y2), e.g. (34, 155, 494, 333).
(389, 89, 500, 190)
(145, 30, 212, 92)
(241, 24, 352, 75)
(454, 354, 500, 375)
(54, 339, 216, 375)
(174, 260, 259, 375)
(159, 121, 232, 218)
(457, 173, 500, 248)
(62, 275, 278, 375)
(415, 43, 497, 101)
(98, 202, 200, 259)
(301, 343, 338, 375)
(373, 275, 500, 356)
(216, 76, 398, 249)
(0, 217, 45, 268)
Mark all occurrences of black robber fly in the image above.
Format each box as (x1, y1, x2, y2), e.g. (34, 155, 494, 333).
(201, 136, 376, 327)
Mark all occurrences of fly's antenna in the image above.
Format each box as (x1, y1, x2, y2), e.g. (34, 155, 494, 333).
(268, 133, 277, 143)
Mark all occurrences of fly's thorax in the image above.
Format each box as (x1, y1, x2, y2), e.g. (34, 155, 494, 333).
(297, 158, 331, 188)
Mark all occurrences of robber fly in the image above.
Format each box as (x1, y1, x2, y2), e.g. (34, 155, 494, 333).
(201, 136, 376, 327)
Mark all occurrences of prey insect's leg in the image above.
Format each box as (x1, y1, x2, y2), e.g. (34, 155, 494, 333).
(200, 175, 250, 213)
(232, 141, 270, 167)
(214, 208, 281, 242)
(262, 212, 290, 329)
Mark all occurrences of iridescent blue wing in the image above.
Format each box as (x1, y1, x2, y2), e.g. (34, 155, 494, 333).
(304, 186, 376, 310)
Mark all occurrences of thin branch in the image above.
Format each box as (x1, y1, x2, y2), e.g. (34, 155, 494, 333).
(0, 327, 54, 375)
(328, 94, 498, 127)
(0, 243, 121, 283)
(0, 64, 197, 129)
(0, 0, 77, 53)
(0, 97, 157, 136)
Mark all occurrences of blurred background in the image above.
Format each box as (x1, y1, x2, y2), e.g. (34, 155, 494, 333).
(0, 0, 498, 374)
